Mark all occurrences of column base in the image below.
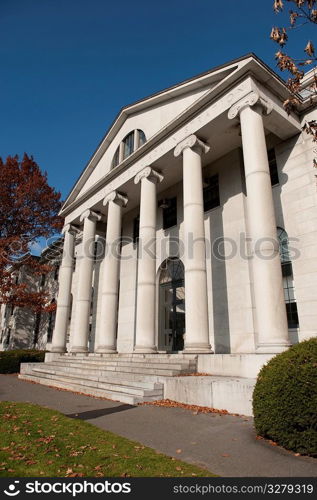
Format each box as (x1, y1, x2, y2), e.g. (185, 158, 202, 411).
(183, 342, 213, 354)
(70, 346, 89, 354)
(134, 345, 157, 353)
(95, 346, 117, 354)
(50, 346, 66, 353)
(256, 342, 290, 354)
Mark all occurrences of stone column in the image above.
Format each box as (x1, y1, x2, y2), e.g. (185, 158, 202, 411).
(134, 167, 163, 353)
(95, 191, 128, 353)
(174, 135, 212, 353)
(71, 209, 101, 353)
(228, 91, 290, 353)
(51, 224, 78, 352)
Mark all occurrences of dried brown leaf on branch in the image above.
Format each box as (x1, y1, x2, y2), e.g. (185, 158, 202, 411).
(305, 40, 315, 56)
(273, 0, 284, 13)
(271, 0, 317, 166)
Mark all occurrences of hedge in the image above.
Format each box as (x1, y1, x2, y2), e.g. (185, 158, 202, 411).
(0, 349, 45, 374)
(253, 338, 317, 457)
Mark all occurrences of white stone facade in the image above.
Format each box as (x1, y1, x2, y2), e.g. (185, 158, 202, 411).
(50, 54, 317, 364)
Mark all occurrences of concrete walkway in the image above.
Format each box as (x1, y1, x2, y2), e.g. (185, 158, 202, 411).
(0, 374, 316, 477)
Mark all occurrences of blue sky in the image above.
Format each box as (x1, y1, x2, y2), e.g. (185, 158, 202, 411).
(0, 0, 314, 202)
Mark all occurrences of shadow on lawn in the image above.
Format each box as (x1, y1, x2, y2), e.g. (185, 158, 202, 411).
(66, 404, 135, 420)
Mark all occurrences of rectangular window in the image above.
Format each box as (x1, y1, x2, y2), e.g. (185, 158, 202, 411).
(268, 149, 279, 186)
(286, 302, 299, 329)
(203, 174, 220, 212)
(163, 197, 177, 230)
(282, 261, 299, 328)
(133, 216, 140, 244)
(5, 328, 11, 346)
(33, 313, 41, 347)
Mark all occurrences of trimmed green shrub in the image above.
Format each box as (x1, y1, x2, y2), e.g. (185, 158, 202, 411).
(0, 349, 45, 374)
(253, 338, 317, 457)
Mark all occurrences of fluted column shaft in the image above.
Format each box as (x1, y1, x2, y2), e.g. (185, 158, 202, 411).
(174, 135, 212, 353)
(71, 210, 101, 353)
(51, 224, 78, 352)
(134, 167, 163, 353)
(95, 191, 128, 353)
(229, 92, 289, 353)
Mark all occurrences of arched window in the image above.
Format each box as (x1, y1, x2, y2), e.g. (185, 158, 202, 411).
(123, 131, 134, 159)
(159, 258, 184, 284)
(111, 129, 146, 168)
(277, 228, 299, 329)
(138, 129, 146, 147)
(111, 146, 120, 168)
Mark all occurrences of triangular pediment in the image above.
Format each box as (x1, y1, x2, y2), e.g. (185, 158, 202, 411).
(61, 54, 265, 213)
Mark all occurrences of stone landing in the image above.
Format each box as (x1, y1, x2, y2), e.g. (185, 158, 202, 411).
(19, 353, 265, 415)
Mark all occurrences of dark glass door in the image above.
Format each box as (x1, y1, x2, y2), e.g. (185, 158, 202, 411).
(160, 278, 185, 351)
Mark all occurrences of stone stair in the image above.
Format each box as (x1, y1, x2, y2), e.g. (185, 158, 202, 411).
(19, 353, 197, 405)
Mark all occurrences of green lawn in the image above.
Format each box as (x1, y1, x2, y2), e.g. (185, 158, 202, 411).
(0, 401, 216, 477)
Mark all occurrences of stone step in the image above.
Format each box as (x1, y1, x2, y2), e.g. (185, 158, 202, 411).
(47, 361, 187, 377)
(51, 359, 195, 371)
(61, 353, 197, 361)
(21, 362, 170, 383)
(24, 369, 163, 397)
(59, 354, 197, 366)
(19, 373, 154, 405)
(30, 366, 163, 394)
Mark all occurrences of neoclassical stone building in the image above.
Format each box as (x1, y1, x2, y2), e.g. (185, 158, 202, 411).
(0, 243, 62, 351)
(20, 54, 317, 414)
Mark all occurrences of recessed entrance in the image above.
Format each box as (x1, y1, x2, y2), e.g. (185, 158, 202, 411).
(159, 258, 185, 352)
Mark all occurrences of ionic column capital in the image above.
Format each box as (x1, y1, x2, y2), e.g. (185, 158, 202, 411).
(134, 167, 164, 185)
(174, 134, 210, 158)
(62, 223, 80, 236)
(79, 209, 102, 223)
(103, 190, 128, 208)
(228, 91, 273, 120)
